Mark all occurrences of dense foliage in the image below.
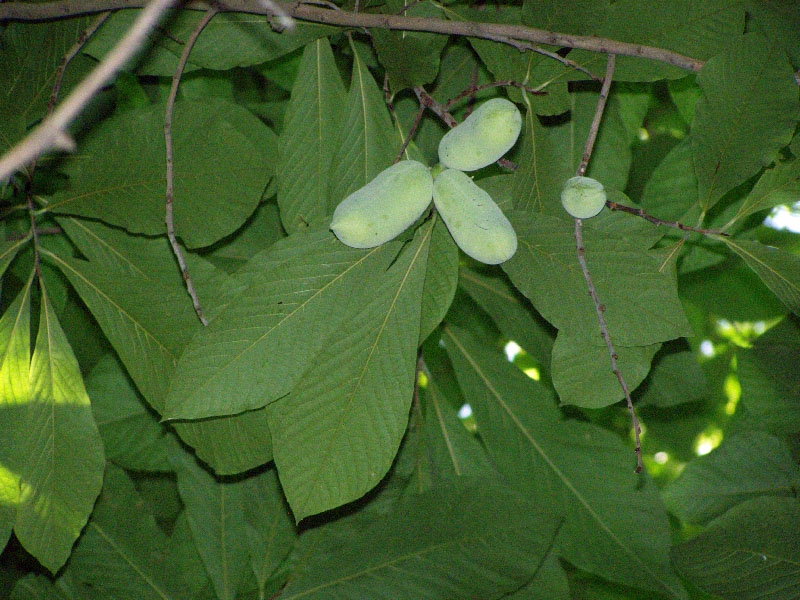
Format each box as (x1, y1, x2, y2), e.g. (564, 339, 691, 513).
(1, 1, 799, 599)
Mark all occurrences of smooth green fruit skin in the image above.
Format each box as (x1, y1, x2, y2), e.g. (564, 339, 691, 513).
(560, 176, 606, 219)
(432, 169, 517, 265)
(438, 98, 522, 172)
(331, 160, 433, 248)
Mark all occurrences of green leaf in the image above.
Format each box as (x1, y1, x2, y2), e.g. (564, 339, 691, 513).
(85, 10, 332, 75)
(459, 266, 555, 376)
(170, 449, 250, 600)
(86, 354, 172, 472)
(268, 223, 432, 520)
(371, 0, 447, 90)
(282, 478, 561, 600)
(49, 99, 275, 248)
(671, 497, 800, 600)
(326, 40, 398, 212)
(723, 238, 800, 317)
(166, 230, 396, 420)
(635, 343, 708, 408)
(503, 212, 691, 347)
(242, 469, 296, 594)
(0, 237, 30, 281)
(418, 215, 459, 344)
(728, 158, 800, 226)
(640, 138, 700, 230)
(442, 326, 688, 599)
(691, 33, 800, 211)
(12, 283, 105, 574)
(68, 465, 190, 600)
(551, 332, 660, 408)
(277, 38, 347, 233)
(737, 317, 800, 435)
(511, 107, 572, 214)
(663, 432, 800, 525)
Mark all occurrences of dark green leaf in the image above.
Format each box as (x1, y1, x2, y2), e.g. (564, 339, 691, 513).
(419, 215, 459, 344)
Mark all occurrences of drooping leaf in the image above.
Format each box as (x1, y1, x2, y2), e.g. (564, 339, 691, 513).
(326, 41, 398, 211)
(737, 317, 800, 435)
(503, 211, 691, 347)
(12, 283, 105, 574)
(443, 325, 688, 599)
(68, 465, 189, 600)
(277, 38, 346, 233)
(672, 497, 800, 600)
(84, 9, 332, 75)
(635, 342, 708, 407)
(170, 448, 250, 600)
(166, 230, 397, 420)
(728, 159, 800, 226)
(0, 237, 30, 282)
(663, 432, 800, 525)
(86, 354, 172, 472)
(551, 331, 660, 408)
(48, 99, 275, 248)
(283, 478, 561, 600)
(418, 215, 459, 344)
(691, 33, 800, 211)
(723, 238, 800, 317)
(268, 222, 432, 520)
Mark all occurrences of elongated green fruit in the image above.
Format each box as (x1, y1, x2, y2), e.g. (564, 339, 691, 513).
(331, 160, 434, 248)
(438, 98, 522, 172)
(433, 169, 517, 265)
(560, 176, 606, 219)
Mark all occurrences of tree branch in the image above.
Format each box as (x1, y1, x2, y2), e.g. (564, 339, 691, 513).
(0, 0, 706, 73)
(606, 201, 730, 238)
(571, 55, 644, 473)
(0, 0, 178, 183)
(164, 7, 217, 326)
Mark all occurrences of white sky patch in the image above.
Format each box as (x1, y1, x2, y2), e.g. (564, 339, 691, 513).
(504, 341, 521, 362)
(699, 340, 714, 357)
(764, 204, 800, 233)
(458, 404, 473, 419)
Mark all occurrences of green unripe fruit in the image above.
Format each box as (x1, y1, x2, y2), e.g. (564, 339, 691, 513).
(432, 169, 517, 265)
(331, 160, 433, 248)
(438, 98, 522, 172)
(560, 176, 607, 219)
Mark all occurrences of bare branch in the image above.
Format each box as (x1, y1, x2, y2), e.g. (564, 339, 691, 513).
(0, 0, 706, 73)
(570, 55, 644, 473)
(0, 0, 178, 183)
(164, 7, 217, 326)
(606, 201, 730, 237)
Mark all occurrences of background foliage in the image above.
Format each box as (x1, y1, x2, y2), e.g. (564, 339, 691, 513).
(1, 0, 799, 598)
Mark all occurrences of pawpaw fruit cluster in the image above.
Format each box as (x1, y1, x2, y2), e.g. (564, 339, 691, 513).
(330, 98, 522, 264)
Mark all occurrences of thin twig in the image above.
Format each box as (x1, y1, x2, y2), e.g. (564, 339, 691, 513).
(164, 7, 217, 326)
(0, 1, 707, 74)
(571, 55, 643, 473)
(444, 80, 546, 110)
(0, 0, 178, 183)
(606, 202, 730, 237)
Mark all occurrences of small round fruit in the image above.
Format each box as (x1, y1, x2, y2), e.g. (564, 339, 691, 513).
(560, 176, 607, 219)
(432, 169, 517, 265)
(331, 160, 433, 248)
(438, 98, 522, 172)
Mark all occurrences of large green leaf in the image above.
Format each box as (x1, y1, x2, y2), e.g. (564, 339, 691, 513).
(268, 223, 432, 520)
(84, 9, 332, 75)
(672, 497, 800, 600)
(282, 478, 561, 600)
(68, 465, 190, 600)
(12, 284, 105, 574)
(48, 99, 275, 248)
(166, 230, 396, 420)
(663, 432, 800, 525)
(727, 158, 800, 226)
(635, 343, 708, 408)
(443, 325, 687, 599)
(503, 211, 691, 347)
(277, 38, 346, 233)
(86, 354, 172, 472)
(171, 449, 250, 600)
(0, 237, 30, 282)
(326, 41, 398, 211)
(691, 33, 800, 211)
(551, 331, 660, 408)
(371, 0, 447, 90)
(723, 238, 800, 317)
(418, 215, 459, 344)
(737, 317, 800, 435)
